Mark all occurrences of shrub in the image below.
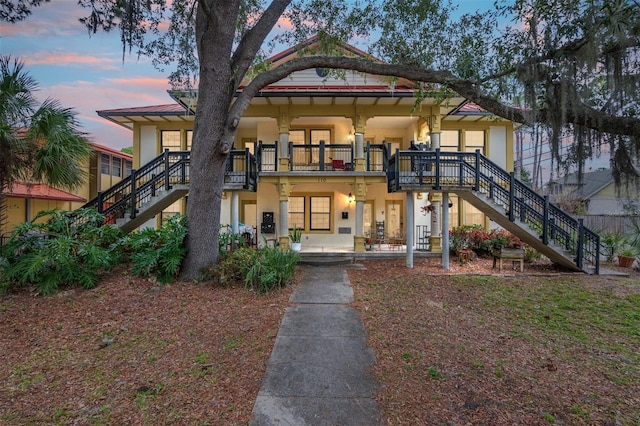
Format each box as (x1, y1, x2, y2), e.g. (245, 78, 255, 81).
(204, 245, 299, 293)
(216, 247, 260, 285)
(120, 214, 188, 283)
(0, 208, 122, 295)
(245, 246, 299, 293)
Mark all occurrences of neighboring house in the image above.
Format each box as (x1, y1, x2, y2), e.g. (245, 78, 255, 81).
(1, 142, 132, 239)
(546, 169, 639, 233)
(96, 36, 517, 253)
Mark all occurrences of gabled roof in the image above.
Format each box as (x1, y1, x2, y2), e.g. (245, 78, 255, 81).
(98, 36, 506, 129)
(3, 182, 86, 202)
(558, 169, 614, 199)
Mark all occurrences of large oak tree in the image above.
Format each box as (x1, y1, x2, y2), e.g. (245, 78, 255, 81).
(4, 0, 638, 278)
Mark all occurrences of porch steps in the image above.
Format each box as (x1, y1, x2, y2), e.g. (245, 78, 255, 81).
(115, 185, 189, 233)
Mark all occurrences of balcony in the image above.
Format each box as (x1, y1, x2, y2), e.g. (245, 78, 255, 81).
(256, 141, 388, 173)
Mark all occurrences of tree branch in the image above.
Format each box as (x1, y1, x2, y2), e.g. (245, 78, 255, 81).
(228, 55, 640, 137)
(230, 0, 292, 90)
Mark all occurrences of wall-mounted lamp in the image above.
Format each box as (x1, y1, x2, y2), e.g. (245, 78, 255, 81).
(348, 132, 354, 142)
(347, 192, 354, 204)
(222, 191, 227, 199)
(417, 192, 423, 200)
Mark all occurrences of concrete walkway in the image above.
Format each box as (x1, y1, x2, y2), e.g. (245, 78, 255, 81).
(251, 265, 382, 425)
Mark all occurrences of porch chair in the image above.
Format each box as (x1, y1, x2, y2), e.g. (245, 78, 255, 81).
(331, 159, 346, 171)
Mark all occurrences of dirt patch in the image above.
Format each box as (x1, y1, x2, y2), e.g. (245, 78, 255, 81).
(0, 269, 297, 425)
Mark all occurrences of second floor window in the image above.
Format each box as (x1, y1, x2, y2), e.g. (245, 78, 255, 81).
(100, 153, 110, 174)
(112, 157, 122, 177)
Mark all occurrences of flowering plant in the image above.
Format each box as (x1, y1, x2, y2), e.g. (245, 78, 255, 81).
(420, 203, 436, 215)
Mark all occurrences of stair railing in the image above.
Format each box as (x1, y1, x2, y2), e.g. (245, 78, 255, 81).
(387, 148, 600, 273)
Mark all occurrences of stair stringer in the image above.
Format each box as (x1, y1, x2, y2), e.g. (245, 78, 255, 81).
(453, 189, 585, 273)
(116, 185, 189, 234)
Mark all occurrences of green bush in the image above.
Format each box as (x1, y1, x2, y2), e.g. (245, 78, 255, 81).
(245, 246, 299, 293)
(0, 208, 122, 295)
(120, 214, 188, 283)
(204, 245, 299, 293)
(215, 247, 260, 285)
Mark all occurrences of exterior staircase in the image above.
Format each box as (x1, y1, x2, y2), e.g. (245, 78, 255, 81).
(81, 145, 600, 274)
(82, 148, 257, 232)
(388, 148, 600, 274)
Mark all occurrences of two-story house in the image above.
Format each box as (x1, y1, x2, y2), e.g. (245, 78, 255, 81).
(97, 37, 514, 251)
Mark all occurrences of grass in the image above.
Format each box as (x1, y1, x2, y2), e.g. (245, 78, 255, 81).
(351, 269, 640, 425)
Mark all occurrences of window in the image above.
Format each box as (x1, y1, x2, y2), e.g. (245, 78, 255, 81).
(440, 130, 459, 152)
(464, 201, 484, 227)
(310, 196, 331, 230)
(288, 196, 305, 230)
(100, 153, 110, 174)
(310, 129, 331, 145)
(112, 157, 122, 177)
(124, 159, 132, 177)
(161, 130, 181, 151)
(289, 130, 305, 144)
(186, 130, 193, 150)
(464, 130, 485, 154)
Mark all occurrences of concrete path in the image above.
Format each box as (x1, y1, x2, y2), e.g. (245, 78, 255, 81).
(251, 266, 382, 425)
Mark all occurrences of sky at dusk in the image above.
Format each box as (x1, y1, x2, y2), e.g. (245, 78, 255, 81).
(3, 0, 500, 153)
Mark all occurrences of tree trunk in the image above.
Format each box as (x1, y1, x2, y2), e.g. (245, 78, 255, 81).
(180, 2, 237, 280)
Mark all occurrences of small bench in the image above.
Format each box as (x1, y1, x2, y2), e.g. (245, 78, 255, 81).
(492, 248, 524, 272)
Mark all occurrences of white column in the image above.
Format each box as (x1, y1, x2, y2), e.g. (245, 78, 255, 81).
(231, 192, 239, 234)
(279, 200, 288, 239)
(406, 192, 414, 268)
(279, 132, 289, 158)
(442, 192, 450, 270)
(431, 132, 441, 150)
(355, 200, 364, 236)
(355, 133, 364, 158)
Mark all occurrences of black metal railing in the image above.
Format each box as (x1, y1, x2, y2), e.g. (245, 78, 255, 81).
(82, 149, 257, 225)
(387, 148, 600, 273)
(257, 141, 277, 171)
(288, 140, 354, 171)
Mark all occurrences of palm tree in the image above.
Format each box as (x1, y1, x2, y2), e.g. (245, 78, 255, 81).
(1, 56, 93, 231)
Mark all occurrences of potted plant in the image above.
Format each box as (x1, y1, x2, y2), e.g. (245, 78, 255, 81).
(289, 225, 302, 252)
(618, 246, 637, 268)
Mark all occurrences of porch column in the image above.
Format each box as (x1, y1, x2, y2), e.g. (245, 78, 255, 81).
(430, 109, 442, 150)
(231, 191, 240, 234)
(406, 191, 414, 268)
(278, 107, 291, 171)
(429, 192, 442, 253)
(355, 133, 364, 170)
(353, 179, 366, 252)
(442, 192, 450, 270)
(353, 110, 367, 171)
(278, 178, 291, 249)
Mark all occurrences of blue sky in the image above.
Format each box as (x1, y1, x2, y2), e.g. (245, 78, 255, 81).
(2, 1, 499, 151)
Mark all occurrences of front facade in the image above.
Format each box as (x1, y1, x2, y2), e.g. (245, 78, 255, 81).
(98, 38, 515, 253)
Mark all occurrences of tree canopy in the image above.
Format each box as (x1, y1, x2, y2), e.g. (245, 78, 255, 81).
(4, 0, 638, 277)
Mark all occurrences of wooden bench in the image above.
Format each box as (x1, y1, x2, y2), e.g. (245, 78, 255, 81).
(492, 248, 525, 272)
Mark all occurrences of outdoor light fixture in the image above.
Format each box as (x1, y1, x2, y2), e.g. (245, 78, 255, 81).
(348, 192, 354, 204)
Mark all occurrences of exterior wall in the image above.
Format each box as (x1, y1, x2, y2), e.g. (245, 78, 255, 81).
(140, 125, 158, 165)
(489, 126, 507, 169)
